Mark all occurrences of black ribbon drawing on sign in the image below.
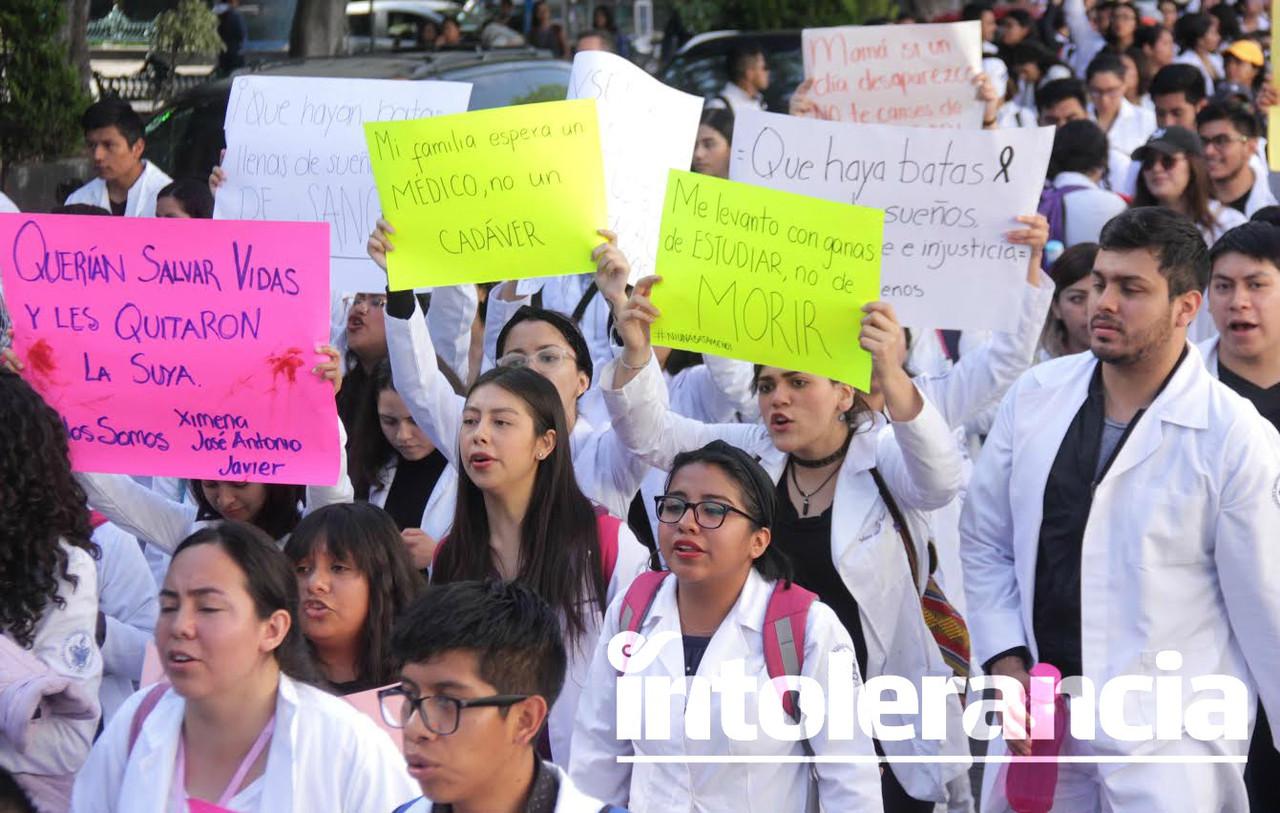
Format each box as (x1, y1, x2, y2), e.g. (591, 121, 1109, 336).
(994, 146, 1014, 183)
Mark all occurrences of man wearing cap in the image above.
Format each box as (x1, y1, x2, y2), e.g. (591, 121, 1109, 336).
(1197, 100, 1278, 216)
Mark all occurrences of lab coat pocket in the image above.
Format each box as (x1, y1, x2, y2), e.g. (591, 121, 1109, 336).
(1122, 489, 1212, 567)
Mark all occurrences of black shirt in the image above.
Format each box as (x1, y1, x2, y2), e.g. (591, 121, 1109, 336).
(108, 198, 126, 216)
(383, 449, 448, 530)
(771, 481, 869, 677)
(1219, 362, 1280, 431)
(1226, 187, 1252, 215)
(683, 635, 713, 676)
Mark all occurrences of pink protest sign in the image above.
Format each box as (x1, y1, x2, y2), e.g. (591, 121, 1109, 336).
(0, 213, 338, 484)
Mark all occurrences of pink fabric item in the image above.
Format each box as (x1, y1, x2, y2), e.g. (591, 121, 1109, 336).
(0, 636, 98, 752)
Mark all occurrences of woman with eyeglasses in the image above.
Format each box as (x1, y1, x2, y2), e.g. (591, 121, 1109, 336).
(1132, 126, 1247, 243)
(349, 359, 457, 570)
(570, 441, 883, 812)
(367, 220, 651, 523)
(429, 365, 649, 764)
(72, 522, 417, 812)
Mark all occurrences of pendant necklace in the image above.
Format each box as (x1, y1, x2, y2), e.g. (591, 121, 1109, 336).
(789, 459, 841, 517)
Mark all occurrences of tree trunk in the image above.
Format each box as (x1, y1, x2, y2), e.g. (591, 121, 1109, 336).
(289, 0, 347, 58)
(60, 0, 92, 94)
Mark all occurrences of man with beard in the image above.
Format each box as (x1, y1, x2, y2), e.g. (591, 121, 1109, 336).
(960, 207, 1280, 812)
(1196, 101, 1277, 216)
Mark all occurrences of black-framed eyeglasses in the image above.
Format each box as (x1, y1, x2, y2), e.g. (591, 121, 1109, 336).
(1201, 133, 1249, 150)
(377, 686, 528, 734)
(653, 495, 758, 530)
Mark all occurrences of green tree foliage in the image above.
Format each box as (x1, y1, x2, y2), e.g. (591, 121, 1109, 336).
(0, 0, 90, 163)
(150, 0, 223, 99)
(681, 0, 902, 29)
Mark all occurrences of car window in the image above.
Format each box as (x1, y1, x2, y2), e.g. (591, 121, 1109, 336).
(348, 10, 372, 37)
(662, 39, 803, 111)
(388, 11, 428, 41)
(443, 63, 570, 109)
(143, 104, 194, 178)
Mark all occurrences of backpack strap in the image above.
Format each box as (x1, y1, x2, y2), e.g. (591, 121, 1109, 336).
(593, 504, 622, 587)
(615, 570, 671, 674)
(869, 467, 920, 585)
(127, 682, 170, 755)
(571, 281, 599, 324)
(762, 582, 818, 721)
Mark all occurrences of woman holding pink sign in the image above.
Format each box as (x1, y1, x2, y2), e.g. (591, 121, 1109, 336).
(71, 522, 417, 812)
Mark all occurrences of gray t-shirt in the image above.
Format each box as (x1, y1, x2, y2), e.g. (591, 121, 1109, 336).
(1095, 417, 1129, 478)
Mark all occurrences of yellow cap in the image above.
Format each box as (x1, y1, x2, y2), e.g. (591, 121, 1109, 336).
(1225, 40, 1265, 67)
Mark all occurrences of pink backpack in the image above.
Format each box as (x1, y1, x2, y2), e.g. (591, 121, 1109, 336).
(127, 682, 170, 754)
(616, 572, 817, 722)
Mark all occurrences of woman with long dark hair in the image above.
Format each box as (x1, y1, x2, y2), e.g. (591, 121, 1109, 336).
(432, 365, 649, 763)
(0, 371, 102, 810)
(72, 522, 416, 811)
(349, 359, 457, 569)
(284, 503, 424, 693)
(1132, 126, 1247, 241)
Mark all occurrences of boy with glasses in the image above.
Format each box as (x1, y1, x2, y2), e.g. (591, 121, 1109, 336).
(1196, 100, 1277, 215)
(382, 580, 620, 813)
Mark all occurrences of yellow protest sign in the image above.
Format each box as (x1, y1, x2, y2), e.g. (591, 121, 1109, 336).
(650, 170, 883, 392)
(1272, 0, 1280, 169)
(363, 99, 607, 289)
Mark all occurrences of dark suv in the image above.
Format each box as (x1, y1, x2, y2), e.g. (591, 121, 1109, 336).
(144, 48, 571, 180)
(659, 30, 802, 112)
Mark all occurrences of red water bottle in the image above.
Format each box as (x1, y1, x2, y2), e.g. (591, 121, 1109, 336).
(1005, 663, 1069, 813)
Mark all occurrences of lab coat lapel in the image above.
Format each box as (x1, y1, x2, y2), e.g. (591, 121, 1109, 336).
(829, 425, 891, 678)
(694, 570, 766, 681)
(1096, 344, 1209, 485)
(128, 694, 184, 812)
(258, 677, 297, 810)
(641, 577, 689, 685)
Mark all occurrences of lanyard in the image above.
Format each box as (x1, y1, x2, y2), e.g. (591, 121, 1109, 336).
(171, 715, 275, 811)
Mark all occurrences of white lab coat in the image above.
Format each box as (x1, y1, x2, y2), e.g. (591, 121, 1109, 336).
(367, 458, 458, 542)
(1089, 98, 1157, 156)
(959, 344, 1280, 764)
(399, 763, 607, 813)
(570, 568, 884, 813)
(64, 161, 172, 218)
(602, 359, 970, 802)
(70, 675, 418, 813)
(75, 420, 354, 554)
(92, 523, 158, 725)
(0, 543, 103, 779)
(385, 299, 650, 520)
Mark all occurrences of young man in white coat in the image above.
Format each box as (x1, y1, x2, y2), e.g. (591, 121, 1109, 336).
(1200, 218, 1280, 812)
(63, 98, 171, 218)
(960, 206, 1280, 812)
(382, 580, 612, 813)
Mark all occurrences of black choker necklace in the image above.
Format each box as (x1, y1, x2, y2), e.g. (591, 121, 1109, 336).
(790, 430, 853, 469)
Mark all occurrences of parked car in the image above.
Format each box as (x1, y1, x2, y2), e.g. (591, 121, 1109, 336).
(345, 0, 462, 52)
(142, 49, 571, 181)
(659, 30, 802, 112)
